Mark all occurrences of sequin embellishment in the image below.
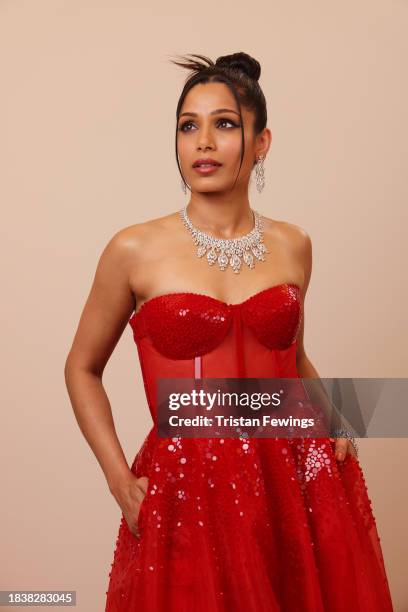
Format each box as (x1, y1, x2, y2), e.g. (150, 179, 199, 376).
(129, 283, 302, 359)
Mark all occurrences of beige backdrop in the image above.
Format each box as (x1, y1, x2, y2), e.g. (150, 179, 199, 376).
(1, 0, 407, 610)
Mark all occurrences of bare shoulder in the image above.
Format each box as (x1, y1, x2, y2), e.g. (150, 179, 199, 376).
(104, 211, 179, 258)
(263, 217, 312, 254)
(262, 216, 312, 292)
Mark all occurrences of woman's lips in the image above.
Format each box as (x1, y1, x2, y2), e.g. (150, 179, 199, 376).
(193, 164, 222, 175)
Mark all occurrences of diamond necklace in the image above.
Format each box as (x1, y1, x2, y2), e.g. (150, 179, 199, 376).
(179, 205, 269, 274)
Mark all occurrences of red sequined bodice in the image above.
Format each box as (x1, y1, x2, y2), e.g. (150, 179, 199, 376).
(128, 283, 302, 422)
(130, 282, 301, 357)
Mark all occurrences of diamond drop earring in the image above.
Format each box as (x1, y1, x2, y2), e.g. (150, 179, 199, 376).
(181, 178, 187, 194)
(254, 155, 266, 193)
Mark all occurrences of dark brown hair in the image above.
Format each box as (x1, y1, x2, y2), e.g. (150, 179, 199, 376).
(169, 52, 268, 192)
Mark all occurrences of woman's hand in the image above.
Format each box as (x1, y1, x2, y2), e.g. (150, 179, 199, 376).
(329, 437, 358, 462)
(110, 474, 149, 538)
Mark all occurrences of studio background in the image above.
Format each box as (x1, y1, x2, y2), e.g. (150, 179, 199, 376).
(1, 1, 407, 610)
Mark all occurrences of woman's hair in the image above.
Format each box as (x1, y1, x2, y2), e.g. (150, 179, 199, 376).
(169, 52, 268, 192)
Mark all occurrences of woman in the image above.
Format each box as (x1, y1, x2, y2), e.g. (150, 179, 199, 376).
(64, 52, 393, 611)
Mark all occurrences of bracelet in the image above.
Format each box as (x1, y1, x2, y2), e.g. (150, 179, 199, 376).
(330, 427, 359, 457)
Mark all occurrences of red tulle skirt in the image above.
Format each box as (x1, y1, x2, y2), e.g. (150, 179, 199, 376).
(105, 428, 393, 611)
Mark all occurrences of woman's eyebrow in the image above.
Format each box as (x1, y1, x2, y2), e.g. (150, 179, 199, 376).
(179, 108, 240, 118)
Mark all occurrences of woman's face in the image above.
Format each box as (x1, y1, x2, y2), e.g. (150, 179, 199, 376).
(177, 82, 259, 194)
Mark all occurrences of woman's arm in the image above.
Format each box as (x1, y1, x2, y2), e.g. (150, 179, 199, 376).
(295, 230, 357, 461)
(64, 226, 148, 536)
(295, 233, 319, 377)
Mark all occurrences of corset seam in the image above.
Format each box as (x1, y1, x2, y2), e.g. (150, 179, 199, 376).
(233, 308, 246, 378)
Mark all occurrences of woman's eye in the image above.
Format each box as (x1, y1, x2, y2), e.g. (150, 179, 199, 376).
(178, 118, 239, 132)
(218, 118, 237, 128)
(178, 121, 194, 132)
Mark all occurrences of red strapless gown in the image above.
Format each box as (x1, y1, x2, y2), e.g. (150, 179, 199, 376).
(105, 283, 393, 611)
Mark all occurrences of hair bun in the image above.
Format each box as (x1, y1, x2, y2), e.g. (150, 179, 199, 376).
(215, 52, 261, 81)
